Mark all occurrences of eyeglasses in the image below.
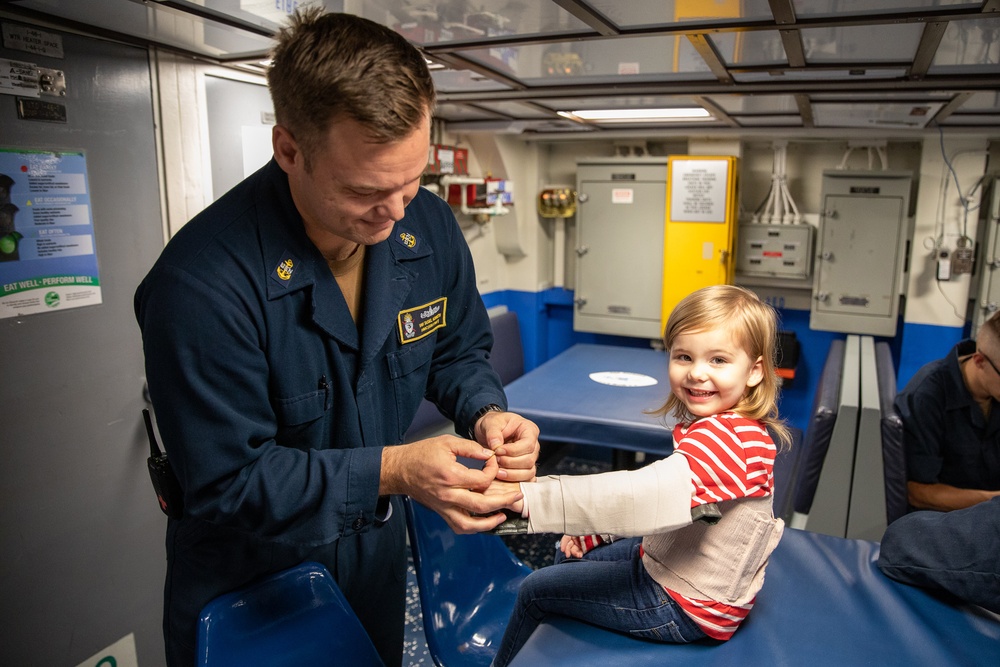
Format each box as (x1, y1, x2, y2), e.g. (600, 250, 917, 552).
(979, 349, 1000, 376)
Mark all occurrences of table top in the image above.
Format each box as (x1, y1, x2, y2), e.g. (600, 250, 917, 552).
(504, 343, 675, 454)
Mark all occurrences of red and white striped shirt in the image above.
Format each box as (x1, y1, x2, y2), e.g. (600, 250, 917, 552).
(667, 412, 776, 639)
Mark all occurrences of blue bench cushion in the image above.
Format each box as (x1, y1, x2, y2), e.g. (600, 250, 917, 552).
(508, 528, 1000, 666)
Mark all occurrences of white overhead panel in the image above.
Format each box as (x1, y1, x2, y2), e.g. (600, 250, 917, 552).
(6, 0, 1000, 131)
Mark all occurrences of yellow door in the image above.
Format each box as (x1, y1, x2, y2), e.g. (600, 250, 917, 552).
(661, 155, 738, 329)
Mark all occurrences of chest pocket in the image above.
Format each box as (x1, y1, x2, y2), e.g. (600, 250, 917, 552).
(386, 337, 436, 440)
(273, 388, 329, 450)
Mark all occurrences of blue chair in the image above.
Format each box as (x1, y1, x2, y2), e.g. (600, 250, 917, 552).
(770, 425, 804, 522)
(405, 310, 525, 441)
(875, 341, 908, 524)
(404, 497, 533, 667)
(790, 339, 846, 527)
(196, 561, 384, 667)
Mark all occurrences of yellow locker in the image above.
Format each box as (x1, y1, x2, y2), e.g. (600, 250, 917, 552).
(661, 155, 739, 328)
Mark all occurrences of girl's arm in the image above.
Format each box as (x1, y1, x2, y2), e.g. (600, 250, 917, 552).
(519, 454, 694, 537)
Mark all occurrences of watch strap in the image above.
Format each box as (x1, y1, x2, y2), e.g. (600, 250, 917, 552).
(467, 403, 504, 439)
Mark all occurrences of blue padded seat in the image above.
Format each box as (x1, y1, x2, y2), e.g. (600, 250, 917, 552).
(792, 339, 846, 517)
(486, 310, 525, 385)
(770, 425, 804, 521)
(875, 341, 908, 524)
(196, 561, 383, 667)
(507, 528, 1000, 666)
(404, 496, 533, 667)
(405, 397, 449, 440)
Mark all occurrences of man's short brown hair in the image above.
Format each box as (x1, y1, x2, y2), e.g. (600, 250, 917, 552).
(267, 9, 435, 166)
(978, 311, 1000, 363)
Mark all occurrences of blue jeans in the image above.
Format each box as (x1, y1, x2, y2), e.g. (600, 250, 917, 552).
(491, 537, 706, 667)
(878, 496, 1000, 613)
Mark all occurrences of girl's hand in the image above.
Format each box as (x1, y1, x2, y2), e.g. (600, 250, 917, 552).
(485, 479, 524, 514)
(560, 535, 585, 559)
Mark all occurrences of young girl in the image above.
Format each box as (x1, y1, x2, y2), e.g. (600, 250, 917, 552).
(489, 284, 790, 666)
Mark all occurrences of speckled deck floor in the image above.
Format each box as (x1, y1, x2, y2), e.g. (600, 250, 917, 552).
(402, 448, 613, 665)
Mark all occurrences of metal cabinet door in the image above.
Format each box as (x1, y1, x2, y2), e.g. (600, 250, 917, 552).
(575, 178, 665, 338)
(814, 194, 904, 319)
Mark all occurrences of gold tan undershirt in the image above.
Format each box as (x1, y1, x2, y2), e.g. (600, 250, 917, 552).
(327, 244, 366, 323)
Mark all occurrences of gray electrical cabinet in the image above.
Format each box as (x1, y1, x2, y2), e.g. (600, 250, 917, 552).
(810, 170, 912, 336)
(973, 176, 1000, 335)
(737, 222, 814, 280)
(574, 158, 667, 339)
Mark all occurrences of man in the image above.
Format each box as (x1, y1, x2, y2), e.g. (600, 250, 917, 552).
(894, 311, 1000, 512)
(134, 9, 538, 666)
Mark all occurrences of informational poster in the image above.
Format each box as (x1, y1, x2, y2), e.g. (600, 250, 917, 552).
(669, 158, 729, 223)
(0, 148, 101, 318)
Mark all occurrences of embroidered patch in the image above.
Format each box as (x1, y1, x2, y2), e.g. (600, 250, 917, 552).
(270, 251, 298, 286)
(394, 227, 420, 252)
(398, 297, 447, 344)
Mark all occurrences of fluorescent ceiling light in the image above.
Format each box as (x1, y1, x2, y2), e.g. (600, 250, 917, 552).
(558, 107, 712, 122)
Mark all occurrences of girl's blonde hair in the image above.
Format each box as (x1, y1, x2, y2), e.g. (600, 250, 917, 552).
(651, 285, 791, 447)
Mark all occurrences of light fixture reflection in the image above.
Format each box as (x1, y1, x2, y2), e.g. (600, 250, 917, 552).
(558, 108, 712, 123)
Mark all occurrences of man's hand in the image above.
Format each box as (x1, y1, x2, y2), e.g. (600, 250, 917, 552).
(381, 435, 523, 533)
(907, 480, 1000, 512)
(473, 411, 540, 482)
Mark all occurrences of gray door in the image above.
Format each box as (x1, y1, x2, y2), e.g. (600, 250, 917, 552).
(205, 74, 274, 202)
(0, 20, 167, 667)
(574, 161, 667, 339)
(815, 194, 904, 319)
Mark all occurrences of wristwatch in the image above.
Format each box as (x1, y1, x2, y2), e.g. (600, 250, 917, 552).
(488, 509, 529, 535)
(467, 403, 504, 439)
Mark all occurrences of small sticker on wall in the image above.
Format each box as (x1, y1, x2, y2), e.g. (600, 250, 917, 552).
(612, 188, 634, 204)
(2, 23, 64, 59)
(0, 58, 39, 97)
(74, 633, 138, 667)
(702, 242, 714, 260)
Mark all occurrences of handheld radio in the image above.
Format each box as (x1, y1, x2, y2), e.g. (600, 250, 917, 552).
(143, 408, 184, 519)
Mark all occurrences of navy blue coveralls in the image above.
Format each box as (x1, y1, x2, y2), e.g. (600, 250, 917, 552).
(135, 159, 506, 667)
(894, 339, 1000, 492)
